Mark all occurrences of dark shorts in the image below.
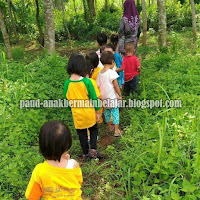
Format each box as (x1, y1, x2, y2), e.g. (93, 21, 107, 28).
(124, 76, 138, 96)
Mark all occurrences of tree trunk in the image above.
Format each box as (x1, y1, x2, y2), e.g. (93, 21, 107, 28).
(142, 0, 147, 46)
(190, 0, 197, 37)
(73, 0, 77, 13)
(43, 0, 55, 54)
(157, 0, 167, 46)
(0, 6, 12, 59)
(105, 0, 109, 11)
(87, 0, 96, 20)
(83, 0, 89, 22)
(7, 0, 17, 36)
(35, 0, 44, 46)
(60, 0, 72, 42)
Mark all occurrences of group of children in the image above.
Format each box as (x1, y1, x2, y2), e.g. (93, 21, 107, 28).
(25, 33, 141, 199)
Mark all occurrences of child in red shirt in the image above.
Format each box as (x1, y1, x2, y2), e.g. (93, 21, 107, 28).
(117, 42, 141, 95)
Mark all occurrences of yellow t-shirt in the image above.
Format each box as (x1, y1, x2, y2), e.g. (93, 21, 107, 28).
(91, 67, 103, 81)
(25, 161, 82, 200)
(64, 78, 101, 129)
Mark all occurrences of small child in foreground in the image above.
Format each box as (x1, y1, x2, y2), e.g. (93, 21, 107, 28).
(117, 42, 141, 95)
(97, 51, 122, 137)
(25, 120, 82, 200)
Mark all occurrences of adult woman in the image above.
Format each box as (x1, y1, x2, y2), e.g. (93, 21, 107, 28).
(118, 0, 141, 54)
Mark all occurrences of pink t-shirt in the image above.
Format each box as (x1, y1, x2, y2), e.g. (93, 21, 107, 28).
(121, 55, 140, 82)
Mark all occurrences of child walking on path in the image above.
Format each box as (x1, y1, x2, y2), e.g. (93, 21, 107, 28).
(97, 51, 122, 137)
(25, 121, 82, 200)
(64, 54, 102, 160)
(117, 42, 141, 95)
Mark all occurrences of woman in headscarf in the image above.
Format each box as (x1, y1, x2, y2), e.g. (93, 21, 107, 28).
(118, 0, 141, 54)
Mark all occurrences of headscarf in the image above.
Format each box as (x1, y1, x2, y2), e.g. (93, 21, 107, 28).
(123, 0, 140, 30)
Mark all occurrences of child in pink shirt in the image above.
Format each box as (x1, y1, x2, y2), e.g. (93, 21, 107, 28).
(117, 42, 141, 95)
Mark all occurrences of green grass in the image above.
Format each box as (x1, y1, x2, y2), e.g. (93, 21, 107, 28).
(0, 30, 200, 199)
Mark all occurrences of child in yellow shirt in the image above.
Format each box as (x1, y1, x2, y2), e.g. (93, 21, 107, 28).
(64, 54, 102, 160)
(25, 120, 82, 200)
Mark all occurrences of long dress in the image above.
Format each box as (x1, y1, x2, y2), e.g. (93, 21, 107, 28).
(118, 17, 141, 54)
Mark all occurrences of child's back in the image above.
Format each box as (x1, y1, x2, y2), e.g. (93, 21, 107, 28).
(26, 161, 82, 199)
(64, 77, 99, 129)
(25, 121, 82, 200)
(121, 54, 140, 82)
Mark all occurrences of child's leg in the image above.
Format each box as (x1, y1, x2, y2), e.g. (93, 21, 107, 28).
(88, 124, 98, 150)
(124, 81, 131, 96)
(77, 128, 89, 155)
(130, 76, 138, 94)
(111, 107, 121, 136)
(104, 109, 112, 131)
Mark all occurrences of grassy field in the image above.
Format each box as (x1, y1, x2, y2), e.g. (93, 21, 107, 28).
(0, 30, 200, 199)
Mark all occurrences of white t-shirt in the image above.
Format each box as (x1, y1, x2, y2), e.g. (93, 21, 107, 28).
(97, 69, 119, 108)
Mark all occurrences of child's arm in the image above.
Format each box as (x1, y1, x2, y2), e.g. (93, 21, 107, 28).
(113, 79, 122, 100)
(136, 57, 141, 73)
(116, 68, 124, 72)
(116, 57, 125, 73)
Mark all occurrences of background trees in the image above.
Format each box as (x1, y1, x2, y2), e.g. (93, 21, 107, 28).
(0, 0, 199, 55)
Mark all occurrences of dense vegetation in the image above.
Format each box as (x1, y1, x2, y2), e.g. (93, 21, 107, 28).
(0, 30, 200, 199)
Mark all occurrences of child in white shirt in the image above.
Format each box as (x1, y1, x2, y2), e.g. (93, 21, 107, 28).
(97, 51, 122, 137)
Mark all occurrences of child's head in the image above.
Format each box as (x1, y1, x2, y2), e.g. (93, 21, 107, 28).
(39, 121, 72, 162)
(97, 33, 107, 47)
(100, 43, 115, 54)
(85, 52, 99, 69)
(85, 59, 94, 78)
(110, 34, 119, 50)
(67, 54, 86, 77)
(125, 42, 135, 55)
(100, 51, 115, 68)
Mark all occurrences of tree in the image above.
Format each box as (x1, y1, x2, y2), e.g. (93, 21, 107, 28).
(73, 0, 77, 13)
(142, 0, 147, 46)
(83, 0, 96, 22)
(35, 0, 44, 46)
(87, 0, 96, 20)
(0, 5, 12, 59)
(157, 0, 167, 46)
(105, 0, 109, 11)
(7, 0, 17, 35)
(190, 0, 197, 37)
(43, 0, 55, 54)
(60, 0, 72, 42)
(83, 0, 89, 22)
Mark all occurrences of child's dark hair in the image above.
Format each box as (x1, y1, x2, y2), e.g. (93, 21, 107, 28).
(100, 51, 115, 65)
(97, 33, 107, 46)
(85, 52, 99, 69)
(110, 34, 119, 50)
(85, 60, 94, 78)
(39, 121, 72, 162)
(100, 43, 115, 54)
(67, 54, 86, 77)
